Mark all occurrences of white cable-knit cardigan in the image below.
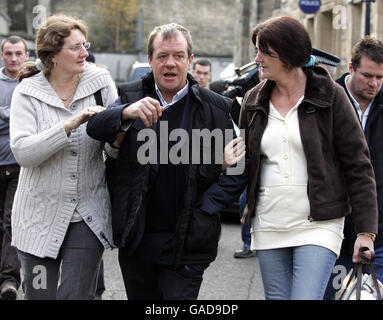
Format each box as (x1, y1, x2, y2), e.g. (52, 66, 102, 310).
(10, 64, 118, 258)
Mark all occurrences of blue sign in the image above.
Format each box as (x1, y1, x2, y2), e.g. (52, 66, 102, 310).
(299, 0, 321, 14)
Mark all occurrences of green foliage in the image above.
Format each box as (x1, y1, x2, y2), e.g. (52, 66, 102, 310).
(96, 0, 139, 52)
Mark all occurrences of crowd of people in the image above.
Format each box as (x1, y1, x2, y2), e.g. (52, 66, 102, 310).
(0, 13, 381, 300)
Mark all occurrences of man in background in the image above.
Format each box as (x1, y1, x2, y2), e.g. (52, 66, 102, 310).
(324, 36, 383, 299)
(0, 35, 29, 300)
(192, 58, 211, 89)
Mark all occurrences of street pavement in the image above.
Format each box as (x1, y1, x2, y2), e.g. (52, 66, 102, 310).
(101, 218, 265, 300)
(15, 219, 265, 300)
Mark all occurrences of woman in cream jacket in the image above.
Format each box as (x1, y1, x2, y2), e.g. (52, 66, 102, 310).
(10, 15, 117, 300)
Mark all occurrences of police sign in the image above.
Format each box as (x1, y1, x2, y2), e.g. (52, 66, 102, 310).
(299, 0, 321, 14)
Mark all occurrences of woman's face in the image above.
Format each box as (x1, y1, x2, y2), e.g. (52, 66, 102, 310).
(51, 29, 89, 76)
(254, 37, 285, 81)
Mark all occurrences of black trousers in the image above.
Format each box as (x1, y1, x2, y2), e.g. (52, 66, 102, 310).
(0, 164, 20, 288)
(118, 233, 209, 300)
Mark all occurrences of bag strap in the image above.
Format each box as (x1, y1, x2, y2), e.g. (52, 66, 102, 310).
(355, 263, 364, 300)
(339, 247, 382, 300)
(94, 88, 125, 147)
(94, 89, 103, 107)
(338, 263, 358, 300)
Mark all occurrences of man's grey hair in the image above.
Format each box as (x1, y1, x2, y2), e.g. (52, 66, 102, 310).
(147, 23, 193, 59)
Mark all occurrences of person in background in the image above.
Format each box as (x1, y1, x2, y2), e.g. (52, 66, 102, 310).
(87, 23, 247, 300)
(233, 187, 256, 259)
(311, 48, 341, 78)
(0, 35, 29, 300)
(9, 14, 118, 300)
(233, 66, 264, 260)
(324, 36, 383, 299)
(240, 16, 378, 300)
(192, 58, 211, 89)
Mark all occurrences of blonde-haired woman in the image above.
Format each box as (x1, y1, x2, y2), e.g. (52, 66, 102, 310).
(10, 15, 118, 299)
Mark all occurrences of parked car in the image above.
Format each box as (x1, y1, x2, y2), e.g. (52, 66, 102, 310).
(128, 61, 150, 82)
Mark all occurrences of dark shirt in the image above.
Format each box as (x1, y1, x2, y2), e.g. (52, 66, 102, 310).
(145, 94, 190, 233)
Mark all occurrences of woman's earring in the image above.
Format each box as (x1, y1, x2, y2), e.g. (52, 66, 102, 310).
(53, 62, 57, 68)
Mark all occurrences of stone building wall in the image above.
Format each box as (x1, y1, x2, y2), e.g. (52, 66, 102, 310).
(257, 0, 383, 78)
(139, 0, 236, 57)
(51, 0, 106, 37)
(41, 0, 237, 80)
(50, 0, 237, 57)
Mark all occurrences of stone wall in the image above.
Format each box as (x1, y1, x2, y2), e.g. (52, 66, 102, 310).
(43, 0, 236, 80)
(51, 0, 105, 35)
(0, 12, 10, 35)
(140, 0, 236, 56)
(49, 0, 236, 57)
(257, 0, 383, 78)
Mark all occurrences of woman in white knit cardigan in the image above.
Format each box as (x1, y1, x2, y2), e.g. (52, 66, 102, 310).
(9, 15, 118, 299)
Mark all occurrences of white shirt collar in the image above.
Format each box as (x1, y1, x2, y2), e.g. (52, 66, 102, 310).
(344, 75, 373, 129)
(155, 81, 189, 109)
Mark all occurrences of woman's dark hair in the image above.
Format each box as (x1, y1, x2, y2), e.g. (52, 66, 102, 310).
(251, 16, 312, 69)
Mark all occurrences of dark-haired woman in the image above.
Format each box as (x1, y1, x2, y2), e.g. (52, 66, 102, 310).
(240, 16, 378, 300)
(9, 15, 117, 299)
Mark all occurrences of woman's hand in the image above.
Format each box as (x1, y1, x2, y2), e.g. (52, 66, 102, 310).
(222, 137, 246, 172)
(352, 234, 375, 263)
(63, 106, 105, 135)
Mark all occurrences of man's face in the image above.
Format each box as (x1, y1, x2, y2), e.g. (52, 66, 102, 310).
(148, 31, 193, 101)
(192, 64, 211, 88)
(1, 41, 29, 78)
(348, 55, 383, 103)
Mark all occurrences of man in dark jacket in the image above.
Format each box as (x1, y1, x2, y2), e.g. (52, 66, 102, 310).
(324, 36, 383, 299)
(87, 23, 247, 300)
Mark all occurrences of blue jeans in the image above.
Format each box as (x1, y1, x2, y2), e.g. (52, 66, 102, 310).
(257, 245, 337, 300)
(324, 245, 383, 300)
(239, 188, 251, 249)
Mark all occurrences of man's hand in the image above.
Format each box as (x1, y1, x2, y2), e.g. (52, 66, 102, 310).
(122, 97, 164, 127)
